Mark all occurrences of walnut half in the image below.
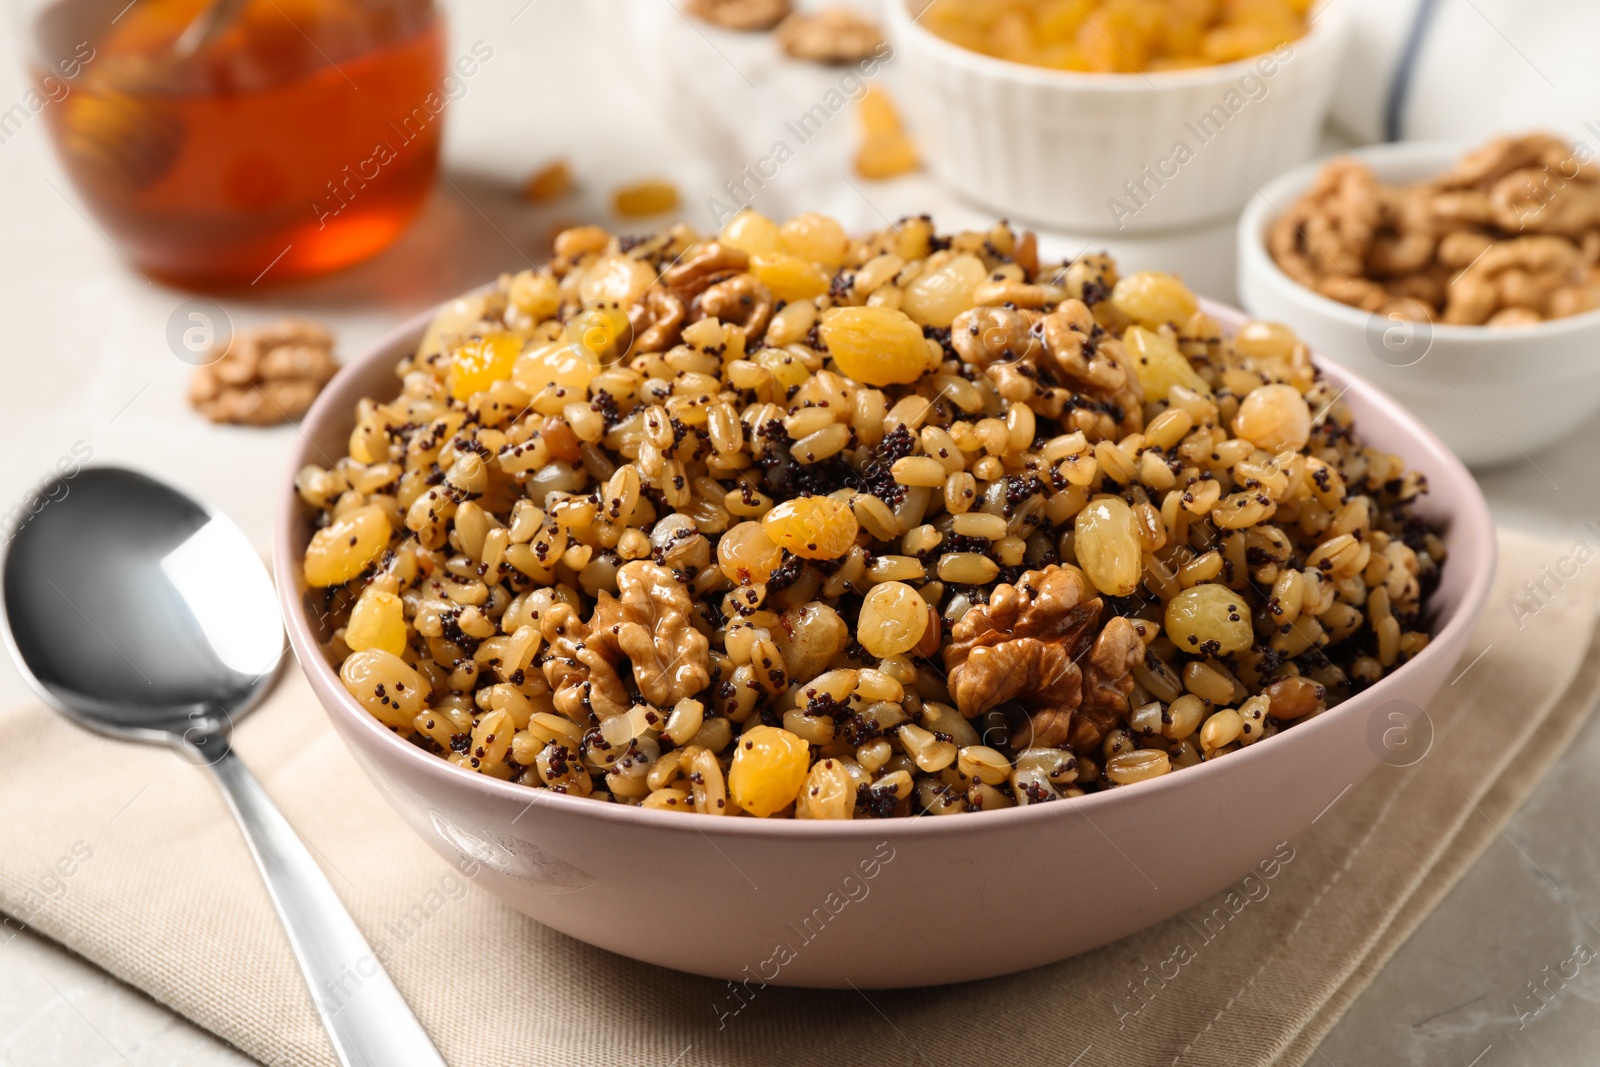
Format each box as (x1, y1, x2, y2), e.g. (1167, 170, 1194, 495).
(542, 561, 711, 724)
(943, 564, 1141, 753)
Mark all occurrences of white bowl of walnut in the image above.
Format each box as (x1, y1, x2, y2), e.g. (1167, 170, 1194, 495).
(1238, 136, 1600, 468)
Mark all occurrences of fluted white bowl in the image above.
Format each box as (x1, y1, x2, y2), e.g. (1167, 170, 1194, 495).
(887, 0, 1350, 234)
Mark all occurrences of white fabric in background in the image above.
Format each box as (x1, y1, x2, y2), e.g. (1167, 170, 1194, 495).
(1331, 0, 1600, 146)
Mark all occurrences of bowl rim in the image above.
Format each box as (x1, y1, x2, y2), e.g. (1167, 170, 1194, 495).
(274, 296, 1497, 842)
(1238, 138, 1600, 342)
(886, 0, 1347, 93)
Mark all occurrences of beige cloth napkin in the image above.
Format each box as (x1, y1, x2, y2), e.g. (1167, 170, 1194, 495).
(2, 527, 1596, 1067)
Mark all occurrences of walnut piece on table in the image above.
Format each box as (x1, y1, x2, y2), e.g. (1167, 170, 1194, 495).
(944, 564, 1141, 753)
(687, 0, 792, 31)
(189, 318, 337, 426)
(777, 6, 885, 63)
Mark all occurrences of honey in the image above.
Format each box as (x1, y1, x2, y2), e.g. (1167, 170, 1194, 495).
(33, 0, 444, 286)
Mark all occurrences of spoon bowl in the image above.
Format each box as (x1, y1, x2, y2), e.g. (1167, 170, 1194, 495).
(2, 467, 280, 748)
(1, 466, 445, 1067)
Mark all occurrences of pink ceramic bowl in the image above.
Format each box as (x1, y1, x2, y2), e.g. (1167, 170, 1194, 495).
(274, 299, 1496, 989)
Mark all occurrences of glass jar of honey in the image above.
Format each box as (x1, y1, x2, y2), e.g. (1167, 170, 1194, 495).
(28, 0, 445, 286)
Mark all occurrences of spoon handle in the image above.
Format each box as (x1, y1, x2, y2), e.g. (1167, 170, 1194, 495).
(207, 748, 448, 1067)
(173, 0, 251, 58)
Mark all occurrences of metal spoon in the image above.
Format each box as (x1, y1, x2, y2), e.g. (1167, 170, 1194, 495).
(0, 467, 446, 1067)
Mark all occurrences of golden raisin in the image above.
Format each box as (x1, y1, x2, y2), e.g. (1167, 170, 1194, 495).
(762, 495, 859, 559)
(513, 338, 605, 393)
(345, 588, 407, 656)
(720, 209, 782, 256)
(752, 253, 832, 302)
(858, 580, 929, 657)
(920, 0, 1305, 76)
(1074, 496, 1142, 596)
(339, 649, 424, 729)
(779, 212, 850, 268)
(522, 159, 573, 204)
(717, 520, 784, 585)
(1233, 383, 1312, 453)
(901, 254, 986, 327)
(1112, 271, 1199, 328)
(730, 725, 811, 817)
(448, 331, 520, 401)
(578, 254, 657, 307)
(854, 88, 918, 180)
(1166, 584, 1253, 655)
(855, 132, 920, 180)
(858, 86, 902, 136)
(1123, 325, 1210, 401)
(819, 306, 935, 386)
(508, 270, 561, 321)
(1232, 321, 1300, 362)
(304, 504, 391, 587)
(612, 179, 680, 218)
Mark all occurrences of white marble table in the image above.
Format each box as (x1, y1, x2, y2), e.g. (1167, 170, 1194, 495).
(3, 2, 1600, 1064)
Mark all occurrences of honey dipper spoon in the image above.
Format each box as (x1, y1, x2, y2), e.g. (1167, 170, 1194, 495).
(62, 0, 250, 191)
(174, 0, 252, 58)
